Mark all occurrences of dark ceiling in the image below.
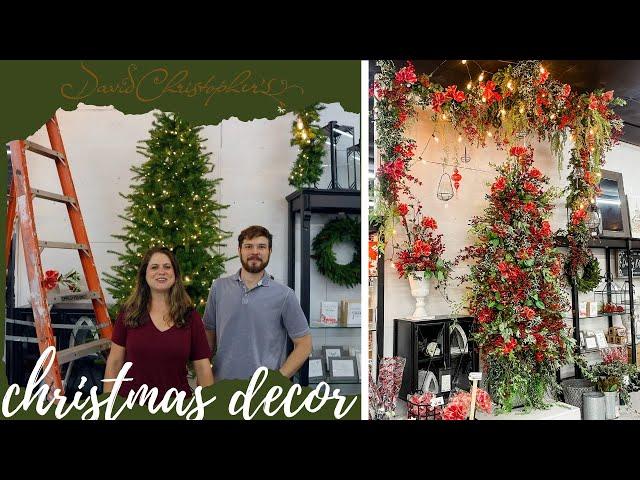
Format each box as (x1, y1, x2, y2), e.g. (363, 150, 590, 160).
(370, 60, 640, 147)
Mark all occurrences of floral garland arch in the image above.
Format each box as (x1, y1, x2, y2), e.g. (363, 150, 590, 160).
(371, 59, 626, 283)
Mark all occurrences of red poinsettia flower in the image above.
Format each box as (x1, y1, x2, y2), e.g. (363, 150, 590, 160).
(421, 216, 438, 230)
(481, 80, 502, 105)
(413, 239, 432, 258)
(602, 90, 614, 103)
(522, 306, 536, 320)
(397, 203, 409, 216)
(431, 91, 447, 113)
(561, 84, 571, 98)
(589, 93, 599, 111)
(477, 307, 493, 324)
(492, 177, 506, 193)
(509, 146, 528, 158)
(497, 262, 509, 277)
(44, 270, 59, 290)
(523, 182, 538, 194)
(502, 337, 517, 355)
(559, 114, 572, 129)
(523, 202, 537, 215)
(540, 221, 552, 237)
(529, 167, 542, 179)
(571, 208, 587, 225)
(535, 351, 545, 362)
(445, 85, 465, 102)
(395, 62, 417, 85)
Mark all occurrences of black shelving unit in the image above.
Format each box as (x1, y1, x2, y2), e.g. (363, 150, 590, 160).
(286, 188, 360, 386)
(556, 235, 639, 377)
(393, 315, 479, 400)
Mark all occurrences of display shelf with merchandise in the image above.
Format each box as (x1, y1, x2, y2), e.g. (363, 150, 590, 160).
(286, 189, 361, 388)
(556, 236, 638, 379)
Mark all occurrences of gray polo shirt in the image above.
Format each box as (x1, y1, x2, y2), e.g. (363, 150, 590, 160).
(202, 269, 310, 381)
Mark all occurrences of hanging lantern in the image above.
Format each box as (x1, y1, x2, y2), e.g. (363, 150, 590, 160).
(452, 167, 462, 192)
(437, 169, 454, 203)
(586, 203, 601, 236)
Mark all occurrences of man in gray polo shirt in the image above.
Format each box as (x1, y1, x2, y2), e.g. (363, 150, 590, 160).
(203, 225, 312, 381)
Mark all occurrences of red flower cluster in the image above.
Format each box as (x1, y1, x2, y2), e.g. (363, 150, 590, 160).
(445, 85, 465, 102)
(421, 216, 438, 229)
(588, 90, 614, 114)
(442, 388, 492, 420)
(431, 91, 447, 113)
(571, 208, 587, 226)
(480, 80, 502, 105)
(393, 213, 449, 280)
(491, 176, 506, 193)
(395, 62, 417, 85)
(44, 270, 59, 290)
(397, 203, 409, 216)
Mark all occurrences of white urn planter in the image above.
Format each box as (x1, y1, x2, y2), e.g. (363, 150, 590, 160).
(408, 271, 435, 320)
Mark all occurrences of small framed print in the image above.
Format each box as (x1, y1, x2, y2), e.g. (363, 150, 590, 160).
(322, 346, 347, 366)
(595, 331, 609, 349)
(327, 356, 359, 383)
(308, 355, 325, 383)
(584, 335, 598, 351)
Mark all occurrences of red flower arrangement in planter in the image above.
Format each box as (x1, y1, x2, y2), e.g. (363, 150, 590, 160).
(459, 146, 577, 412)
(392, 204, 451, 283)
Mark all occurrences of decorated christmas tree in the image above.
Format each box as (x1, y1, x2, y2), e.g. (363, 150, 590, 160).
(103, 112, 231, 313)
(460, 146, 576, 411)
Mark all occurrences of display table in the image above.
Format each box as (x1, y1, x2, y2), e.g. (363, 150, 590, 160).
(476, 402, 580, 420)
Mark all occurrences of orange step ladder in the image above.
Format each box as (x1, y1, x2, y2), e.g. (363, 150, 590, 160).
(5, 115, 113, 394)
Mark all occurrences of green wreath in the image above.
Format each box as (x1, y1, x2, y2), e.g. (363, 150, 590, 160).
(575, 257, 601, 293)
(312, 217, 361, 288)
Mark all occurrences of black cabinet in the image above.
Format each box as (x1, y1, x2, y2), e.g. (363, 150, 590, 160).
(394, 315, 478, 400)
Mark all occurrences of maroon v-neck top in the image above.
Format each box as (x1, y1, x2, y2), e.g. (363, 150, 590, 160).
(111, 309, 212, 397)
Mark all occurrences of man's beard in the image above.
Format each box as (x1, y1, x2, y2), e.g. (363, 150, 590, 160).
(241, 254, 270, 274)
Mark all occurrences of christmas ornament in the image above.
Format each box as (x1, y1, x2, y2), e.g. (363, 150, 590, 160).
(452, 167, 462, 192)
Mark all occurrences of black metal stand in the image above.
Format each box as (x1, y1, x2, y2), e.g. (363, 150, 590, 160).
(286, 188, 360, 386)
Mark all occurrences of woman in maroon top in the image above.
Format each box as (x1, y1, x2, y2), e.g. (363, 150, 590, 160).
(104, 247, 213, 397)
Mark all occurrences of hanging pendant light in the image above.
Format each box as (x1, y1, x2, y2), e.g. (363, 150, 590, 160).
(437, 166, 454, 203)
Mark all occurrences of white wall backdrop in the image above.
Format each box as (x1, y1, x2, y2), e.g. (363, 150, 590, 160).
(12, 103, 360, 319)
(380, 109, 640, 364)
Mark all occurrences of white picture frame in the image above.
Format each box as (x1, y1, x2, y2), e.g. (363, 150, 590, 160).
(327, 356, 359, 383)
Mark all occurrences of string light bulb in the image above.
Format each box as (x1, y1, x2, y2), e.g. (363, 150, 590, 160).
(467, 81, 472, 90)
(461, 60, 467, 64)
(297, 118, 304, 130)
(519, 106, 525, 114)
(507, 80, 513, 90)
(479, 72, 485, 81)
(458, 136, 462, 143)
(540, 66, 545, 74)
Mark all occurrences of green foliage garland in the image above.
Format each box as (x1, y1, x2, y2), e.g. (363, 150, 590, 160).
(289, 104, 327, 189)
(312, 217, 361, 288)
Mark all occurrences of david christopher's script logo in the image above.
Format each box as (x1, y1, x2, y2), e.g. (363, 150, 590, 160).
(2, 347, 358, 420)
(60, 62, 304, 107)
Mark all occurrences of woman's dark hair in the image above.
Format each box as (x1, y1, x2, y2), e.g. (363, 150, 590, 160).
(121, 247, 193, 328)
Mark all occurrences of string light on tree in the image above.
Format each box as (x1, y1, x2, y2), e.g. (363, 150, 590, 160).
(103, 111, 231, 315)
